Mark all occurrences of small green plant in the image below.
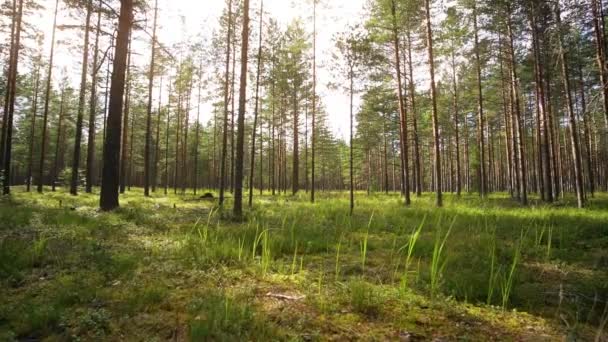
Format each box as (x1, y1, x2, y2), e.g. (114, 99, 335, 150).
(399, 215, 426, 292)
(253, 229, 271, 276)
(348, 280, 381, 318)
(30, 234, 49, 267)
(430, 216, 455, 299)
(487, 227, 497, 305)
(188, 292, 277, 341)
(237, 236, 245, 262)
(291, 241, 299, 275)
(359, 213, 374, 271)
(545, 225, 553, 260)
(500, 230, 523, 310)
(335, 234, 344, 281)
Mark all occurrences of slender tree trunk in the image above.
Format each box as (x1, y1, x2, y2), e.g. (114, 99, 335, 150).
(230, 35, 236, 193)
(349, 66, 355, 214)
(530, 10, 553, 202)
(181, 78, 193, 194)
(390, 0, 410, 205)
(451, 50, 461, 196)
(194, 65, 202, 195)
(1, 0, 22, 195)
(424, 0, 442, 207)
(26, 61, 41, 192)
(591, 0, 608, 132)
(311, 0, 316, 203)
(85, 0, 102, 193)
(71, 0, 93, 195)
(579, 65, 594, 197)
(507, 7, 527, 204)
(233, 0, 250, 218)
(100, 0, 134, 211)
(0, 0, 17, 178)
(292, 83, 299, 195)
(100, 37, 113, 182)
(120, 36, 132, 194)
(556, 1, 585, 207)
(52, 89, 66, 192)
(128, 98, 135, 190)
(219, 0, 233, 205)
(473, 4, 486, 197)
(499, 33, 513, 195)
(153, 77, 163, 193)
(249, 0, 263, 207)
(164, 83, 172, 195)
(144, 0, 158, 196)
(406, 29, 422, 196)
(271, 64, 276, 196)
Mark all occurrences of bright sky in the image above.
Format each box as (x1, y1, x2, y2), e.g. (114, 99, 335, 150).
(32, 0, 368, 140)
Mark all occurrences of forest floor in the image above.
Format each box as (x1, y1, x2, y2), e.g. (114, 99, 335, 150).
(1, 188, 607, 341)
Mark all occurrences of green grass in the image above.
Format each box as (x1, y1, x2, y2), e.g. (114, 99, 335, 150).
(0, 186, 607, 340)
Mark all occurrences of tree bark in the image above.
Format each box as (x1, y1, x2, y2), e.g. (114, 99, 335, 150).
(86, 0, 103, 193)
(473, 4, 486, 197)
(219, 0, 233, 205)
(51, 89, 66, 192)
(71, 0, 93, 195)
(100, 0, 134, 211)
(249, 0, 263, 207)
(556, 1, 585, 207)
(1, 0, 23, 195)
(424, 0, 442, 207)
(26, 60, 41, 192)
(233, 0, 250, 218)
(144, 0, 158, 196)
(390, 0, 410, 205)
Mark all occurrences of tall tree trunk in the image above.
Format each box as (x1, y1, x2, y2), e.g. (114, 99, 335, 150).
(194, 65, 202, 195)
(473, 3, 486, 197)
(249, 0, 263, 207)
(230, 34, 236, 193)
(233, 0, 250, 218)
(406, 29, 422, 196)
(85, 0, 102, 193)
(1, 0, 23, 195)
(153, 77, 163, 193)
(120, 38, 132, 193)
(164, 82, 172, 195)
(579, 64, 594, 197)
(219, 0, 233, 205)
(507, 6, 527, 204)
(174, 91, 181, 194)
(100, 0, 134, 211)
(144, 0, 158, 196)
(26, 60, 41, 192)
(181, 78, 193, 194)
(271, 63, 276, 196)
(499, 33, 513, 196)
(390, 0, 410, 205)
(100, 37, 113, 182)
(292, 83, 299, 195)
(0, 0, 17, 178)
(591, 0, 608, 132)
(349, 66, 355, 214)
(311, 0, 316, 203)
(37, 0, 58, 193)
(424, 0, 442, 207)
(530, 9, 553, 202)
(71, 0, 93, 195)
(52, 89, 66, 192)
(451, 49, 461, 196)
(556, 1, 585, 207)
